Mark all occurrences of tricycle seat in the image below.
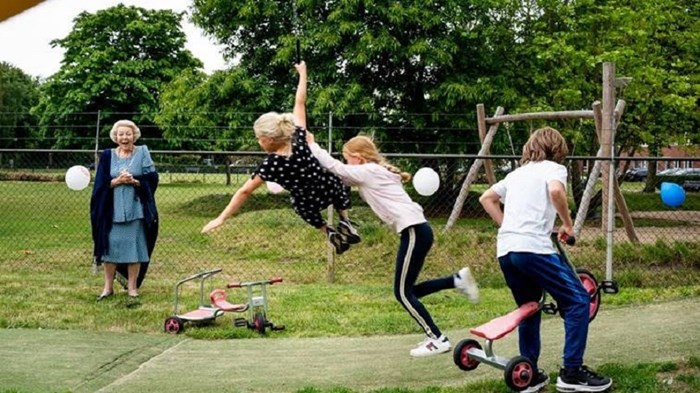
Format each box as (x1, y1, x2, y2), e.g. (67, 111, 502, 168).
(180, 307, 224, 321)
(210, 289, 248, 312)
(470, 301, 540, 341)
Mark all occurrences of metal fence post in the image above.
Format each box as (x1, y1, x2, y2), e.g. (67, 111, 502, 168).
(93, 110, 101, 168)
(326, 112, 335, 283)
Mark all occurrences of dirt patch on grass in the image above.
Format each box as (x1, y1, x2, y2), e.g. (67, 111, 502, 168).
(657, 359, 700, 392)
(610, 211, 700, 243)
(630, 210, 700, 224)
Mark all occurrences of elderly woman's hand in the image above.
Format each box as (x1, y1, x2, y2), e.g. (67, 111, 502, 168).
(112, 171, 135, 187)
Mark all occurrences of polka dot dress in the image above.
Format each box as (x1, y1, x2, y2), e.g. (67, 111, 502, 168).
(253, 126, 351, 228)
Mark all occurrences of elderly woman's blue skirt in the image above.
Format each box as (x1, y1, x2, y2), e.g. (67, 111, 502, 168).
(102, 219, 149, 264)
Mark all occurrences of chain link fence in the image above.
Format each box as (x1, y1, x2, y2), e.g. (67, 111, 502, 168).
(1, 147, 698, 289)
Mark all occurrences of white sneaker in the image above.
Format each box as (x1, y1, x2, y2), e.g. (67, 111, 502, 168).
(454, 267, 479, 303)
(409, 335, 451, 357)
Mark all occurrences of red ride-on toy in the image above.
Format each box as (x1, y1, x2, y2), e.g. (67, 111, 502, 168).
(210, 277, 285, 334)
(453, 234, 618, 391)
(164, 268, 233, 334)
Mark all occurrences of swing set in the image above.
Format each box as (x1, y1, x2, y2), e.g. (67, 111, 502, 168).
(446, 62, 637, 283)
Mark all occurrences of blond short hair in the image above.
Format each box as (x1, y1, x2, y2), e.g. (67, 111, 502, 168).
(110, 120, 141, 143)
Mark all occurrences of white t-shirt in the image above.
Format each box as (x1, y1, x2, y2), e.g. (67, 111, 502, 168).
(491, 160, 568, 257)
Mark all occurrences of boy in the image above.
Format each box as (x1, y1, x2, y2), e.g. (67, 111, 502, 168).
(479, 127, 612, 393)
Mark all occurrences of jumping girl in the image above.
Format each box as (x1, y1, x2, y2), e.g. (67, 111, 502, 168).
(202, 62, 359, 254)
(306, 133, 480, 357)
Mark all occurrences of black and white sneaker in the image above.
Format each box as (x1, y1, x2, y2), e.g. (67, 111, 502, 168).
(409, 334, 451, 357)
(337, 218, 361, 244)
(522, 369, 550, 392)
(556, 366, 612, 392)
(327, 227, 350, 255)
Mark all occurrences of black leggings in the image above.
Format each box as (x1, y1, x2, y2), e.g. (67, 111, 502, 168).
(393, 222, 455, 339)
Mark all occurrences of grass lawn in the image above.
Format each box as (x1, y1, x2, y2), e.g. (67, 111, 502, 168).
(0, 176, 698, 392)
(0, 179, 698, 337)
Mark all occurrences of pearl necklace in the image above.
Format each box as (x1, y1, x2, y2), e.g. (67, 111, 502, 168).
(116, 147, 136, 172)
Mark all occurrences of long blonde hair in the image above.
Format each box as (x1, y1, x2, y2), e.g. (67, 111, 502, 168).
(253, 112, 295, 147)
(520, 126, 569, 165)
(343, 136, 412, 183)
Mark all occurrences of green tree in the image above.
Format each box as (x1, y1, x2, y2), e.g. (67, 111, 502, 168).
(521, 0, 699, 193)
(186, 0, 527, 156)
(0, 62, 40, 148)
(156, 68, 275, 151)
(180, 0, 698, 197)
(33, 4, 202, 149)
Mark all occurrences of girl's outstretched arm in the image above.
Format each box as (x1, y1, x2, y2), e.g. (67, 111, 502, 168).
(201, 175, 264, 233)
(308, 143, 366, 185)
(293, 61, 307, 130)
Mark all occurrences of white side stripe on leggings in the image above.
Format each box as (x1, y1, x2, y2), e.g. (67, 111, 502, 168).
(398, 226, 435, 339)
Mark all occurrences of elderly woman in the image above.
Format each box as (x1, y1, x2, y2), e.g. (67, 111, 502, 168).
(90, 119, 159, 302)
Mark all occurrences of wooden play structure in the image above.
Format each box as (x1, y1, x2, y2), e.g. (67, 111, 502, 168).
(446, 63, 639, 248)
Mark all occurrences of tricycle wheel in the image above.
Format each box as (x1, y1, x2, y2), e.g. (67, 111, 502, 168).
(164, 316, 184, 334)
(453, 339, 482, 371)
(504, 355, 534, 391)
(252, 312, 266, 334)
(576, 268, 601, 322)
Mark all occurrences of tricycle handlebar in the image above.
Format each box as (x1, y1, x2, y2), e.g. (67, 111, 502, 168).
(227, 277, 283, 288)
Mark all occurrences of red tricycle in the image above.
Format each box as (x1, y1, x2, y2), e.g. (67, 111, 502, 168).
(163, 268, 227, 334)
(452, 234, 618, 391)
(210, 277, 285, 334)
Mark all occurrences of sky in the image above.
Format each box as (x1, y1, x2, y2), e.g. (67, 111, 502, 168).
(0, 0, 227, 78)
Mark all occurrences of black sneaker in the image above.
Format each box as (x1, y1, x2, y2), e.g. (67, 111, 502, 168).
(556, 366, 612, 392)
(327, 227, 350, 255)
(522, 369, 549, 392)
(337, 218, 361, 244)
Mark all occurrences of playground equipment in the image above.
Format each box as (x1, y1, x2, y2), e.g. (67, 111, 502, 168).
(164, 268, 228, 334)
(453, 234, 618, 391)
(211, 277, 285, 334)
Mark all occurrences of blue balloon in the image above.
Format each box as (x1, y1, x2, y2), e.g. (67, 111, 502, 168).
(660, 182, 685, 208)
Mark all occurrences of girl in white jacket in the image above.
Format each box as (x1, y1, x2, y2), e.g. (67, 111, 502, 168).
(307, 133, 479, 357)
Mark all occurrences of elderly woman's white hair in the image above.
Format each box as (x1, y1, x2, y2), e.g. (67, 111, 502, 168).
(110, 120, 141, 143)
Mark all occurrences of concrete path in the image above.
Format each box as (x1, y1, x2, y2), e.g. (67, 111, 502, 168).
(1, 299, 698, 393)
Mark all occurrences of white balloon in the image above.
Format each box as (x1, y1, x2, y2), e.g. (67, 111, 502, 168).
(65, 165, 91, 191)
(266, 181, 284, 194)
(412, 167, 440, 196)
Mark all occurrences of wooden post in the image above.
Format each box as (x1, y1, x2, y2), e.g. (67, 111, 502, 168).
(573, 103, 603, 238)
(611, 100, 638, 242)
(445, 106, 503, 230)
(477, 104, 497, 185)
